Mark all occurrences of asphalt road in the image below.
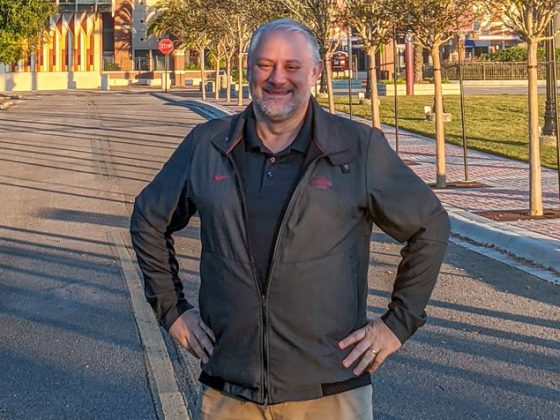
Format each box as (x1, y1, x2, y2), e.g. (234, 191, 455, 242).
(0, 90, 558, 419)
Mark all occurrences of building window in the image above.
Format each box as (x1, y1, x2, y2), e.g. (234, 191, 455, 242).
(102, 13, 114, 53)
(135, 50, 150, 71)
(151, 50, 166, 71)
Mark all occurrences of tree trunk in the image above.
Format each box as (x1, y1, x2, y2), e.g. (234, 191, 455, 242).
(431, 45, 446, 188)
(527, 39, 543, 216)
(325, 51, 335, 113)
(226, 56, 232, 103)
(414, 43, 424, 83)
(320, 55, 327, 94)
(214, 44, 221, 100)
(365, 53, 371, 99)
(200, 47, 206, 101)
(237, 17, 244, 107)
(367, 48, 380, 128)
(237, 48, 243, 106)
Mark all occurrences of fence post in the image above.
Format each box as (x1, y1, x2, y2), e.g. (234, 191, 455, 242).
(482, 62, 486, 80)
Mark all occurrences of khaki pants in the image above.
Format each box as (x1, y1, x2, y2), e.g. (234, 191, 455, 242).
(196, 385, 373, 420)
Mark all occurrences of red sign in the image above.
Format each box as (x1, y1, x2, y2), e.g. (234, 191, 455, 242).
(158, 39, 174, 55)
(331, 51, 348, 72)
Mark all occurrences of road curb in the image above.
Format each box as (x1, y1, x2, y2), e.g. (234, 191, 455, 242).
(109, 230, 191, 420)
(447, 207, 560, 279)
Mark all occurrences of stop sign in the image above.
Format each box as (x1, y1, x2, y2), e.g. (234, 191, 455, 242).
(158, 39, 174, 55)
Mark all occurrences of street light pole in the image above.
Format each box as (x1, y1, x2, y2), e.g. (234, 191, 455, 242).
(393, 26, 400, 155)
(347, 27, 353, 119)
(543, 20, 556, 136)
(552, 23, 560, 205)
(458, 34, 469, 182)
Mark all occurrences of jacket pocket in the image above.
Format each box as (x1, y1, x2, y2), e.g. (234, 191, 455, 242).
(198, 251, 262, 389)
(266, 250, 361, 389)
(268, 250, 358, 344)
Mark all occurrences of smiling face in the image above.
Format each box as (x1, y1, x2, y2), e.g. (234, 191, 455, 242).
(248, 30, 323, 123)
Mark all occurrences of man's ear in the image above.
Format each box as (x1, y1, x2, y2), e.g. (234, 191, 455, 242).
(246, 63, 252, 82)
(311, 60, 323, 85)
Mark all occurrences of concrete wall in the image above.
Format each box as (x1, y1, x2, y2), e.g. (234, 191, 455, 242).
(0, 72, 100, 92)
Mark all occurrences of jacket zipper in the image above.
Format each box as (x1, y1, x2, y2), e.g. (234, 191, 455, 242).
(224, 145, 321, 404)
(223, 152, 266, 403)
(261, 157, 321, 403)
(261, 293, 268, 404)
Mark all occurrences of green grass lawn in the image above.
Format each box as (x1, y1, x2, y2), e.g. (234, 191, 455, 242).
(318, 94, 559, 169)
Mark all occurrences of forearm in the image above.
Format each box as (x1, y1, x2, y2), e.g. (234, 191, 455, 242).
(130, 132, 198, 330)
(381, 208, 450, 343)
(131, 207, 194, 330)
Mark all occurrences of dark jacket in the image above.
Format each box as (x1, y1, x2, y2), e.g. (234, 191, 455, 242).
(130, 98, 450, 404)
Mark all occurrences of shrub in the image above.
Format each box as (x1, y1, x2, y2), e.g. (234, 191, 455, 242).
(481, 46, 560, 62)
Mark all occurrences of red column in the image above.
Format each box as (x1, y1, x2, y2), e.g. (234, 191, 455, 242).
(405, 40, 414, 95)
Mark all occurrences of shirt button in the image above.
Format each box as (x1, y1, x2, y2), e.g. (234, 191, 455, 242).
(270, 157, 276, 163)
(267, 171, 273, 178)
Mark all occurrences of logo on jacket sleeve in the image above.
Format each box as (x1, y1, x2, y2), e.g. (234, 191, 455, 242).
(212, 175, 228, 182)
(309, 176, 333, 190)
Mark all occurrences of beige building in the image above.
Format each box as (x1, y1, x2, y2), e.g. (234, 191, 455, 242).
(0, 0, 190, 91)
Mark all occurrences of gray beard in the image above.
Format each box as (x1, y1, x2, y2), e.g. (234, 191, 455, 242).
(250, 85, 308, 121)
(252, 96, 299, 121)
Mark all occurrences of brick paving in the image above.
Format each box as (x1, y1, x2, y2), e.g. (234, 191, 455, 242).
(196, 95, 560, 241)
(385, 131, 560, 240)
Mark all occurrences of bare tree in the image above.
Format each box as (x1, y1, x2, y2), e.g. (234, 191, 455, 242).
(281, 0, 340, 113)
(201, 1, 236, 103)
(483, 1, 559, 216)
(148, 0, 211, 99)
(341, 0, 398, 127)
(210, 0, 278, 106)
(220, 33, 237, 103)
(401, 0, 477, 188)
(208, 42, 223, 100)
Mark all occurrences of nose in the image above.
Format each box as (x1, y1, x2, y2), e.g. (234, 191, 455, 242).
(268, 65, 287, 85)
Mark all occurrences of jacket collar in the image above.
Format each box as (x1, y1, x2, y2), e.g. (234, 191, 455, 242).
(212, 97, 352, 166)
(309, 97, 352, 166)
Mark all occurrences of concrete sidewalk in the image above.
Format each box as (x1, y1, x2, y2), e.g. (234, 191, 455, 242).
(170, 93, 560, 282)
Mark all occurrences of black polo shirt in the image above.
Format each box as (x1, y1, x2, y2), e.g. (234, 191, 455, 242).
(232, 104, 313, 292)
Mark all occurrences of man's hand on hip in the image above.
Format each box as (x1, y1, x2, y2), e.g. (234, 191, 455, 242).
(338, 318, 401, 376)
(169, 308, 216, 364)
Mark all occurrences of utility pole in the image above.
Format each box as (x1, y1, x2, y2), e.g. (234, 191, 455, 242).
(347, 27, 353, 119)
(543, 21, 556, 137)
(393, 27, 400, 155)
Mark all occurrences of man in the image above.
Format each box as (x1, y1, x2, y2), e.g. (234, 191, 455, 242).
(131, 19, 450, 419)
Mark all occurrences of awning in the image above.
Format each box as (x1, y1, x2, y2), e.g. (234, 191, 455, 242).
(465, 40, 491, 48)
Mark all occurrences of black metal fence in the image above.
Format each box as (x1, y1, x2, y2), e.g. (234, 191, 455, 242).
(425, 62, 560, 80)
(102, 56, 167, 72)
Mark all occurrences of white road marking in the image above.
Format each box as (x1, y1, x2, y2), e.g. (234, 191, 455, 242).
(109, 230, 191, 420)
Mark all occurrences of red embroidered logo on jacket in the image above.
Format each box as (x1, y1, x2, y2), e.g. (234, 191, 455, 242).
(212, 175, 228, 182)
(310, 176, 333, 190)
